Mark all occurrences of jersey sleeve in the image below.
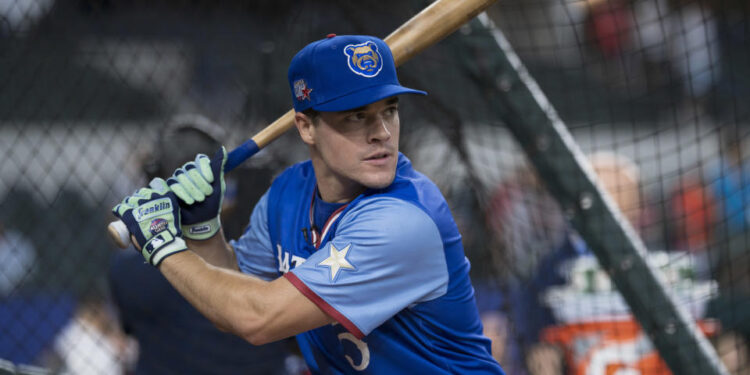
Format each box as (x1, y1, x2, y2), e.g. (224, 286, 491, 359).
(230, 191, 279, 281)
(284, 197, 449, 338)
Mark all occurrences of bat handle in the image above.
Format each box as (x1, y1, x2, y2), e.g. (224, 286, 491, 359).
(224, 139, 260, 172)
(108, 139, 262, 248)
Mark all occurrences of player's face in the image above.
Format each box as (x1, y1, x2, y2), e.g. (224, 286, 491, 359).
(309, 97, 400, 202)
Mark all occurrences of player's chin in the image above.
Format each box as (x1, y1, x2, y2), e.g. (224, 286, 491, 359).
(360, 169, 396, 190)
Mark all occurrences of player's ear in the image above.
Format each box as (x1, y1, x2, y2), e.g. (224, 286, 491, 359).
(294, 111, 316, 146)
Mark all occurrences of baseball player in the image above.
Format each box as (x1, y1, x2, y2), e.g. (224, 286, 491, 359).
(113, 34, 505, 374)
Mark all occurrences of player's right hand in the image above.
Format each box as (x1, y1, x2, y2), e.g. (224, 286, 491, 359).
(112, 180, 187, 267)
(164, 147, 227, 241)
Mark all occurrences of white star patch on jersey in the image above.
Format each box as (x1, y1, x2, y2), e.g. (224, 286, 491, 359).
(318, 243, 355, 281)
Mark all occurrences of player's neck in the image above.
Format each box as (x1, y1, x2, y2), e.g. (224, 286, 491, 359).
(315, 180, 364, 203)
(312, 162, 364, 204)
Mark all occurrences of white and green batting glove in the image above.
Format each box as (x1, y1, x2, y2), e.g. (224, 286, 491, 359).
(112, 180, 187, 266)
(165, 146, 227, 240)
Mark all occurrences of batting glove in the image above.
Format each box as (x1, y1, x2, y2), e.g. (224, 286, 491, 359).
(166, 146, 227, 240)
(112, 180, 187, 266)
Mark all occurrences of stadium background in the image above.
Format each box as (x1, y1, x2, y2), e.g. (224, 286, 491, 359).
(0, 0, 748, 374)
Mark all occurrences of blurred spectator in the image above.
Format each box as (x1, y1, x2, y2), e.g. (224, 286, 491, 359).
(515, 231, 588, 375)
(109, 114, 291, 374)
(482, 310, 509, 365)
(666, 171, 717, 288)
(485, 151, 648, 375)
(525, 343, 565, 375)
(486, 164, 567, 282)
(447, 177, 518, 371)
(708, 126, 750, 240)
(0, 292, 75, 368)
(581, 0, 642, 93)
(632, 0, 672, 88)
(669, 172, 715, 254)
(483, 164, 570, 374)
(0, 221, 36, 296)
(707, 126, 750, 292)
(669, 0, 720, 115)
(0, 197, 77, 370)
(47, 293, 135, 375)
(705, 125, 750, 367)
(522, 151, 746, 374)
(529, 151, 644, 375)
(714, 330, 750, 375)
(584, 0, 633, 61)
(589, 151, 643, 226)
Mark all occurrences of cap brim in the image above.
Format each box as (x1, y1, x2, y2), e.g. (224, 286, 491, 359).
(313, 84, 427, 112)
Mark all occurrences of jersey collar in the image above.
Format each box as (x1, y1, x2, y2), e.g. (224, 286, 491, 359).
(309, 187, 349, 249)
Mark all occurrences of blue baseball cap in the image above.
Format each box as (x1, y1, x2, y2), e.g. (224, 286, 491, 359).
(288, 34, 426, 112)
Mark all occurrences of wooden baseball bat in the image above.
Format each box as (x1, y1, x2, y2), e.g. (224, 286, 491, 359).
(109, 0, 498, 248)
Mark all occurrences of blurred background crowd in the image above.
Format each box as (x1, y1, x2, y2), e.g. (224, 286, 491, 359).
(0, 0, 748, 374)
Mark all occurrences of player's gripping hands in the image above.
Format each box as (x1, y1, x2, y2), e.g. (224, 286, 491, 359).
(165, 147, 227, 240)
(112, 180, 187, 266)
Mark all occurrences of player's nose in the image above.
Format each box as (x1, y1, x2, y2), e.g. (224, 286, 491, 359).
(367, 116, 392, 143)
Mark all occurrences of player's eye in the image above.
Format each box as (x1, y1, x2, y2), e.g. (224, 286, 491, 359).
(345, 113, 367, 122)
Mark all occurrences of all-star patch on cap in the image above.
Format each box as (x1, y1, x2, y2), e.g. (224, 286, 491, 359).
(288, 34, 426, 112)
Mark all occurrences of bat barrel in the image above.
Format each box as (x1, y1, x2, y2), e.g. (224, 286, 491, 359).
(386, 0, 497, 65)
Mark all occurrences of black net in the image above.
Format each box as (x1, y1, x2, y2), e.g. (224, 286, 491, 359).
(0, 0, 748, 374)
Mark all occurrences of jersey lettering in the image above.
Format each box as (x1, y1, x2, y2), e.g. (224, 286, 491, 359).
(276, 244, 306, 274)
(338, 332, 370, 371)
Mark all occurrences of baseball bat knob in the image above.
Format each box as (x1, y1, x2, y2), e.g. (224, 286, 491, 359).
(108, 220, 130, 249)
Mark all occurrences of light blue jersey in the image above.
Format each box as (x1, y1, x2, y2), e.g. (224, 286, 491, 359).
(233, 154, 504, 374)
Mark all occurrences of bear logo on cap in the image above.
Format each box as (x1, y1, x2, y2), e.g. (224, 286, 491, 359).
(344, 41, 383, 78)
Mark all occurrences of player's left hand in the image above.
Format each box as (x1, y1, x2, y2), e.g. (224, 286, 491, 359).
(112, 180, 187, 266)
(165, 146, 227, 240)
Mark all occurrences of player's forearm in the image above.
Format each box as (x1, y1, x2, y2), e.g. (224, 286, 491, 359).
(158, 250, 270, 341)
(158, 249, 333, 345)
(185, 230, 238, 270)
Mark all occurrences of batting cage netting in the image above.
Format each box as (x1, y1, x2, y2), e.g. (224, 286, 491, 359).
(0, 0, 748, 374)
